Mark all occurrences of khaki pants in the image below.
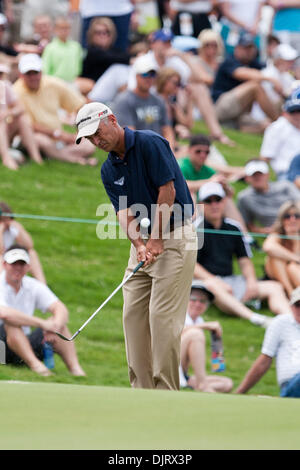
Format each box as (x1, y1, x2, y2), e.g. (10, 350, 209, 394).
(122, 223, 197, 390)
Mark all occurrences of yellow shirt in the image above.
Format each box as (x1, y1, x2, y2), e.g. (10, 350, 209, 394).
(13, 75, 85, 130)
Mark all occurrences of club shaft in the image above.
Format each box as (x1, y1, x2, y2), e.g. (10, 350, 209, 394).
(76, 261, 144, 335)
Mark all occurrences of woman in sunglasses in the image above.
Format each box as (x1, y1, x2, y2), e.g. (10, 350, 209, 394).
(263, 201, 300, 297)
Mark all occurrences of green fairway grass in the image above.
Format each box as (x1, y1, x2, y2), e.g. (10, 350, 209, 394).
(1, 381, 299, 450)
(0, 122, 283, 400)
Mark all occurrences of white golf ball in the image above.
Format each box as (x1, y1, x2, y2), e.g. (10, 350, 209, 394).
(140, 217, 151, 228)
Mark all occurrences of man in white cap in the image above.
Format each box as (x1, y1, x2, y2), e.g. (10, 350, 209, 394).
(75, 101, 198, 391)
(13, 53, 97, 166)
(111, 53, 175, 148)
(236, 286, 300, 397)
(237, 158, 300, 234)
(194, 181, 292, 327)
(0, 244, 85, 376)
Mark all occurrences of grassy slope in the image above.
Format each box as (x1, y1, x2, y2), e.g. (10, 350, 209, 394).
(0, 123, 279, 396)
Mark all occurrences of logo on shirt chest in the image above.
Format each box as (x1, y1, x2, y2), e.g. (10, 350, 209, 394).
(114, 177, 125, 186)
(136, 106, 160, 124)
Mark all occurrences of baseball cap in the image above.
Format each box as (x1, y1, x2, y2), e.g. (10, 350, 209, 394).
(4, 248, 30, 264)
(245, 160, 269, 176)
(151, 29, 174, 42)
(18, 54, 42, 74)
(273, 43, 298, 61)
(237, 32, 255, 47)
(191, 280, 214, 301)
(75, 102, 113, 144)
(133, 54, 157, 75)
(198, 182, 225, 202)
(283, 87, 300, 113)
(290, 287, 300, 305)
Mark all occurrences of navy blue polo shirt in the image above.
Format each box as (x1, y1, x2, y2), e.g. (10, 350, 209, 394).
(211, 55, 264, 102)
(100, 128, 194, 225)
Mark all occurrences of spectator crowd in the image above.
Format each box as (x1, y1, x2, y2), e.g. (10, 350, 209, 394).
(1, 0, 300, 397)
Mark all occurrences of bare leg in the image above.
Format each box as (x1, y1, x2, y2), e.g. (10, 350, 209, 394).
(34, 133, 96, 165)
(181, 328, 233, 392)
(286, 262, 300, 290)
(47, 327, 85, 376)
(11, 113, 43, 164)
(0, 119, 18, 170)
(189, 83, 235, 146)
(5, 324, 51, 376)
(257, 280, 292, 315)
(234, 81, 279, 121)
(204, 278, 255, 320)
(265, 257, 294, 297)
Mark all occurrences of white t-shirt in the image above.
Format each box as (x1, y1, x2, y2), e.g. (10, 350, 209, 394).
(127, 51, 191, 90)
(262, 313, 300, 386)
(260, 116, 300, 175)
(170, 1, 212, 13)
(0, 272, 58, 335)
(3, 225, 19, 251)
(79, 0, 134, 18)
(184, 312, 205, 327)
(218, 0, 264, 29)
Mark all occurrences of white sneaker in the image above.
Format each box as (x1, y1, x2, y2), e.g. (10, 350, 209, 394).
(250, 313, 272, 328)
(179, 365, 188, 388)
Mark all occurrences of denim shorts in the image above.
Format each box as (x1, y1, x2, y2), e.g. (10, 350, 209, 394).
(280, 372, 300, 398)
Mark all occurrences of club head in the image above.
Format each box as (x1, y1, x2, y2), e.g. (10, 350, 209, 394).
(55, 330, 81, 342)
(55, 332, 73, 341)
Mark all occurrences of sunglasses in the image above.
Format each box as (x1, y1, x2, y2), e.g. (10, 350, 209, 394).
(94, 30, 111, 36)
(283, 213, 300, 220)
(140, 71, 157, 78)
(203, 196, 223, 204)
(194, 148, 210, 155)
(190, 296, 208, 303)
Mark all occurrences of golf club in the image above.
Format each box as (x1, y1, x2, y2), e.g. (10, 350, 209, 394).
(55, 260, 145, 341)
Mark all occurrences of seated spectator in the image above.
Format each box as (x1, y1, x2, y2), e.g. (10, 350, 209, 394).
(0, 64, 43, 170)
(263, 201, 300, 298)
(42, 16, 83, 85)
(0, 244, 85, 377)
(19, 0, 68, 42)
(193, 28, 224, 89)
(142, 29, 234, 146)
(14, 14, 54, 56)
(155, 66, 194, 141)
(236, 286, 300, 398)
(13, 54, 97, 166)
(194, 182, 292, 327)
(88, 39, 150, 105)
(287, 154, 300, 189)
(251, 43, 298, 123)
(178, 134, 248, 230)
(260, 87, 300, 180)
(180, 280, 233, 393)
(112, 54, 175, 148)
(0, 201, 46, 284)
(77, 17, 130, 96)
(237, 159, 300, 235)
(211, 32, 281, 133)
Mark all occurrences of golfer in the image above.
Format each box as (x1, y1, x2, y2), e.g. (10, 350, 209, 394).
(75, 102, 197, 390)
